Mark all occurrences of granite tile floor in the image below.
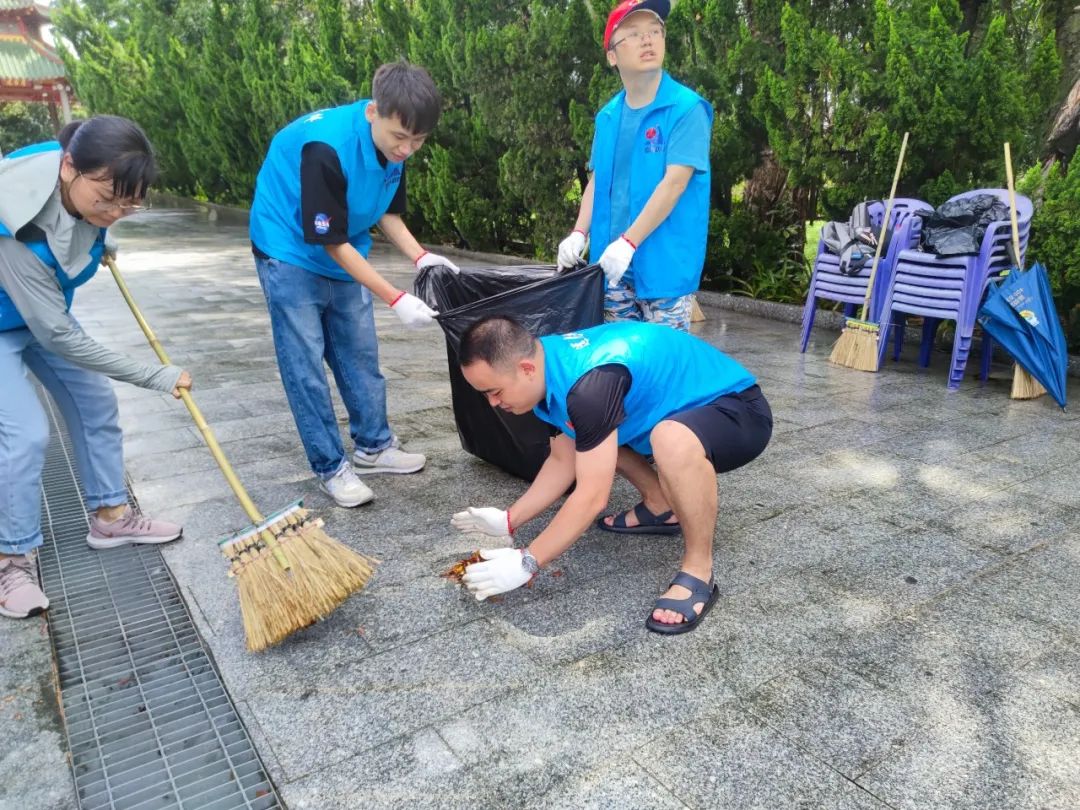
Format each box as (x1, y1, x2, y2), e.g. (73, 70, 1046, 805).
(7, 202, 1080, 810)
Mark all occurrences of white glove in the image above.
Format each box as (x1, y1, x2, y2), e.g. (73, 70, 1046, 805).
(557, 230, 587, 271)
(451, 507, 511, 538)
(415, 250, 461, 275)
(391, 292, 439, 329)
(598, 235, 636, 287)
(462, 548, 533, 601)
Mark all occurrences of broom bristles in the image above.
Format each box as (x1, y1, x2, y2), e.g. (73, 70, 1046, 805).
(829, 319, 881, 372)
(1010, 365, 1046, 400)
(221, 508, 378, 652)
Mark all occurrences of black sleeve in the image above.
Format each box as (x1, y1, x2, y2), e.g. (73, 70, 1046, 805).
(300, 141, 349, 244)
(565, 364, 631, 452)
(386, 163, 407, 215)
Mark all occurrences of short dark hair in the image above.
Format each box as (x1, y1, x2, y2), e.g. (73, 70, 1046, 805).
(460, 316, 537, 370)
(58, 115, 157, 200)
(372, 61, 442, 135)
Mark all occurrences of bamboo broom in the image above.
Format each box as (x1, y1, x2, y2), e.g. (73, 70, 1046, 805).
(829, 132, 909, 371)
(1003, 143, 1047, 400)
(105, 257, 377, 651)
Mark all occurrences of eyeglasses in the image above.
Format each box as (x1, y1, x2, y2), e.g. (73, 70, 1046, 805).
(75, 173, 152, 214)
(610, 25, 665, 50)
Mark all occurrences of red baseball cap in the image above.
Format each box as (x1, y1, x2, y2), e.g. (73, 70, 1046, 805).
(603, 0, 671, 50)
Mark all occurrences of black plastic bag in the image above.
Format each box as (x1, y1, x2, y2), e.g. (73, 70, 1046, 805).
(415, 263, 605, 481)
(918, 194, 1009, 256)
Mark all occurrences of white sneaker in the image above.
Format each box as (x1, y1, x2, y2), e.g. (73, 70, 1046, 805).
(352, 445, 426, 475)
(319, 464, 375, 507)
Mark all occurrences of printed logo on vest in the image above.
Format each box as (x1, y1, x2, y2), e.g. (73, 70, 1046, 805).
(643, 126, 664, 154)
(313, 213, 332, 235)
(304, 112, 325, 124)
(562, 332, 590, 350)
(565, 420, 574, 431)
(384, 166, 402, 189)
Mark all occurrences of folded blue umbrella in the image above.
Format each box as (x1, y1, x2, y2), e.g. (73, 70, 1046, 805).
(978, 262, 1068, 409)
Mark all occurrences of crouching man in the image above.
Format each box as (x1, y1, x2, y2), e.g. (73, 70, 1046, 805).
(450, 316, 771, 634)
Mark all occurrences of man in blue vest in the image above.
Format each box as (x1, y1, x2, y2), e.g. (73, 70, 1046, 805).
(251, 61, 460, 509)
(449, 316, 772, 634)
(556, 0, 712, 332)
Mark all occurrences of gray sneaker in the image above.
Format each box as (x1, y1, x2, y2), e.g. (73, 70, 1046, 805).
(352, 445, 426, 475)
(320, 464, 375, 507)
(0, 555, 49, 619)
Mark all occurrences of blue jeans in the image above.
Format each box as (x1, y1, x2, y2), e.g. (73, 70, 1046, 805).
(0, 328, 128, 554)
(255, 256, 393, 478)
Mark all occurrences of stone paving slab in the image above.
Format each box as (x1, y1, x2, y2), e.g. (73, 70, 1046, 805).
(7, 201, 1080, 809)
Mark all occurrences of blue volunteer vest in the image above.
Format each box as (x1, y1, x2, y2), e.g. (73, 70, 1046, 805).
(535, 322, 755, 456)
(0, 141, 106, 332)
(590, 73, 713, 299)
(249, 100, 404, 281)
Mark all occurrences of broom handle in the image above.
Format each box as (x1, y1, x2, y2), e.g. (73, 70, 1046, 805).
(858, 131, 909, 321)
(105, 257, 266, 526)
(1004, 143, 1022, 267)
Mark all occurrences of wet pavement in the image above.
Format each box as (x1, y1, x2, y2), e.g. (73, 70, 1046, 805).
(7, 202, 1080, 809)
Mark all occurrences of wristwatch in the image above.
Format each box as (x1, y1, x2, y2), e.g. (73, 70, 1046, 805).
(520, 549, 540, 575)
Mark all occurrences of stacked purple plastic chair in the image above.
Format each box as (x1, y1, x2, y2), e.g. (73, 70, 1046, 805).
(875, 189, 1032, 389)
(800, 198, 933, 352)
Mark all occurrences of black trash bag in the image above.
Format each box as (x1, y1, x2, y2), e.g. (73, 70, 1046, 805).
(415, 263, 605, 481)
(918, 194, 1009, 256)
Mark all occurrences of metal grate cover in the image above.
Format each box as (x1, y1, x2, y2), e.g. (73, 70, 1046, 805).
(36, 394, 283, 810)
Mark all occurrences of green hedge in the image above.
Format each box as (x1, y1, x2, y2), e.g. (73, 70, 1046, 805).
(50, 0, 1078, 349)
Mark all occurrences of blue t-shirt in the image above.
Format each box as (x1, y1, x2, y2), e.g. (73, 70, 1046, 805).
(604, 100, 711, 252)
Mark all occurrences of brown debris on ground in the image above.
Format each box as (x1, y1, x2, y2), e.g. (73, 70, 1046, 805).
(441, 551, 484, 583)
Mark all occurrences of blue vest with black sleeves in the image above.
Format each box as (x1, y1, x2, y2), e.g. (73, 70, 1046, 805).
(589, 73, 712, 299)
(249, 100, 403, 281)
(534, 322, 755, 456)
(0, 141, 106, 332)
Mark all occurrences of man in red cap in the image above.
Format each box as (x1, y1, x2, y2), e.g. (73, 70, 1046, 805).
(556, 0, 713, 333)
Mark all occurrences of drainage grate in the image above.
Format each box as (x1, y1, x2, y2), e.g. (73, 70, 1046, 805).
(36, 393, 284, 810)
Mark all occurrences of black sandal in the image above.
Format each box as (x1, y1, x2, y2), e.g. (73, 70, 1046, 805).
(645, 572, 719, 635)
(597, 502, 681, 536)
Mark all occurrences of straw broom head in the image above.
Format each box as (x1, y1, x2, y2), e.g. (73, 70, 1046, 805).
(829, 318, 881, 371)
(1010, 365, 1047, 400)
(221, 508, 378, 652)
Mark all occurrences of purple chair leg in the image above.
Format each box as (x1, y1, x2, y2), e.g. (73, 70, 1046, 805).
(948, 329, 975, 389)
(980, 332, 992, 381)
(800, 295, 817, 353)
(919, 319, 939, 368)
(892, 313, 905, 361)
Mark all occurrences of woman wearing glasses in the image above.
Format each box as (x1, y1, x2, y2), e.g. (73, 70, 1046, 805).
(0, 115, 191, 619)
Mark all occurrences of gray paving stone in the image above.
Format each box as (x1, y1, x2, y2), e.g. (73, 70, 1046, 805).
(748, 661, 925, 778)
(857, 682, 1080, 810)
(1017, 641, 1080, 711)
(0, 616, 73, 810)
(636, 701, 890, 809)
(816, 529, 1000, 614)
(279, 729, 478, 810)
(246, 619, 536, 781)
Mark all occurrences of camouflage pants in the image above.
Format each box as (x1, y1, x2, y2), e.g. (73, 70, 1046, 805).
(604, 277, 693, 332)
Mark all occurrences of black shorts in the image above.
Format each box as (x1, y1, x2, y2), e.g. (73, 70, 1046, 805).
(667, 385, 773, 473)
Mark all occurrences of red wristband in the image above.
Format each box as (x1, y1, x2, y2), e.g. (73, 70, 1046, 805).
(620, 233, 637, 250)
(414, 250, 429, 266)
(389, 291, 406, 307)
(572, 228, 586, 236)
(507, 511, 514, 536)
